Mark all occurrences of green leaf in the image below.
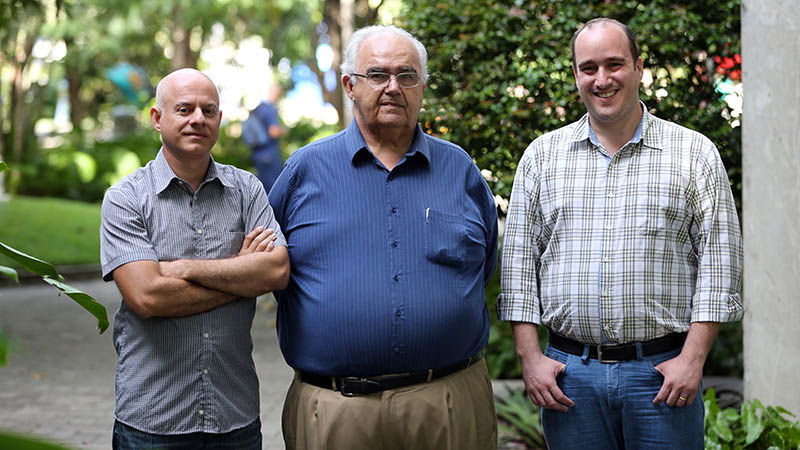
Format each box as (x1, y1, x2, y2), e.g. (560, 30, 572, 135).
(0, 160, 7, 172)
(0, 242, 63, 281)
(743, 403, 766, 445)
(41, 277, 109, 333)
(0, 264, 19, 284)
(0, 325, 9, 366)
(0, 431, 75, 450)
(713, 416, 734, 442)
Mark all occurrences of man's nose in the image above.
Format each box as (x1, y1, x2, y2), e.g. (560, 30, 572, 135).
(189, 108, 206, 124)
(384, 75, 402, 93)
(595, 68, 612, 87)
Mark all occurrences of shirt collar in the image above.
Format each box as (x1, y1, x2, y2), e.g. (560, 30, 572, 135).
(345, 120, 431, 166)
(153, 148, 232, 194)
(571, 102, 663, 152)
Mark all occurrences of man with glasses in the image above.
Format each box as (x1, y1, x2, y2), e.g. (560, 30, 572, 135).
(498, 18, 742, 449)
(269, 25, 499, 450)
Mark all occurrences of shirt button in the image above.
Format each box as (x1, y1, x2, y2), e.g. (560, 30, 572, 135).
(394, 347, 401, 353)
(605, 225, 612, 230)
(392, 241, 398, 248)
(391, 207, 397, 213)
(606, 192, 614, 198)
(395, 309, 402, 317)
(197, 228, 203, 235)
(198, 410, 204, 415)
(393, 274, 399, 281)
(203, 369, 209, 374)
(203, 333, 209, 338)
(603, 257, 610, 262)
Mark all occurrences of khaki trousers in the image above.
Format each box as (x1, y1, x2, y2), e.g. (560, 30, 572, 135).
(282, 358, 498, 450)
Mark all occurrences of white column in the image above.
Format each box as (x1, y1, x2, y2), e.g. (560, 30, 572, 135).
(742, 0, 800, 413)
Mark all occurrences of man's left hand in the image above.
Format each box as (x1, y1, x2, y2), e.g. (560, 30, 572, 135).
(652, 353, 703, 407)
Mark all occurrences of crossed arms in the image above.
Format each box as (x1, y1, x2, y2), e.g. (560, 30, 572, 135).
(112, 226, 289, 319)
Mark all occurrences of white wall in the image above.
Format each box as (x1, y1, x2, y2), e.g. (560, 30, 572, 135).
(742, 0, 800, 413)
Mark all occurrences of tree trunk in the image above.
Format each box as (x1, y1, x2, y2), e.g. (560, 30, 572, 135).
(64, 38, 88, 128)
(170, 3, 198, 70)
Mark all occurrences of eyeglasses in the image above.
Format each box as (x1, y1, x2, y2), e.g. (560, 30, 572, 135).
(350, 72, 421, 89)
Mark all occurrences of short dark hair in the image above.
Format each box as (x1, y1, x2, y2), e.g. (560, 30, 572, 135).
(570, 18, 639, 69)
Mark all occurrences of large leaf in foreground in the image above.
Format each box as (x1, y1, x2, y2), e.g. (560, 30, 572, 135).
(41, 277, 109, 333)
(0, 243, 62, 280)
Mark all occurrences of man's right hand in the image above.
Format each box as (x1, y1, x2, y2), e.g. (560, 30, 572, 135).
(512, 322, 574, 412)
(239, 226, 278, 255)
(519, 351, 574, 412)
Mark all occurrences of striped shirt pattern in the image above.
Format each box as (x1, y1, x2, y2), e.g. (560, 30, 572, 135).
(269, 121, 498, 376)
(498, 109, 743, 344)
(100, 149, 285, 434)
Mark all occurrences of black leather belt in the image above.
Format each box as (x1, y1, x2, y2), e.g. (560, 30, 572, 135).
(548, 331, 687, 364)
(296, 352, 483, 397)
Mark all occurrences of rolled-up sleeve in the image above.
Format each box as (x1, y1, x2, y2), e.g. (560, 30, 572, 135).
(498, 146, 544, 324)
(689, 140, 744, 323)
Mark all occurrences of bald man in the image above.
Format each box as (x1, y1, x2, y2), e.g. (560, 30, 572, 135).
(100, 68, 289, 449)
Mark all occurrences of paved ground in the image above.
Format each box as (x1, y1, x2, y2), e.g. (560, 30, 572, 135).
(0, 277, 293, 450)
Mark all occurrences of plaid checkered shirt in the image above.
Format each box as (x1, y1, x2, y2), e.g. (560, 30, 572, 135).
(497, 107, 743, 344)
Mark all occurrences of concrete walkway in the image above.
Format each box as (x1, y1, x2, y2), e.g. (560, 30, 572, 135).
(0, 277, 294, 450)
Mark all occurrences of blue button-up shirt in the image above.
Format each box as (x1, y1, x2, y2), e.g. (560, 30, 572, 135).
(269, 121, 498, 377)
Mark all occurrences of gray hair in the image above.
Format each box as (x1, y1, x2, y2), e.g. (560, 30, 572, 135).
(340, 25, 428, 86)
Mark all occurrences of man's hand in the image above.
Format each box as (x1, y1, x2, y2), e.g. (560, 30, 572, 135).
(512, 322, 574, 412)
(520, 351, 574, 412)
(652, 353, 703, 407)
(653, 322, 720, 407)
(239, 226, 278, 255)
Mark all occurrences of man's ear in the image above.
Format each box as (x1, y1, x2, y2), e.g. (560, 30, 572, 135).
(150, 107, 162, 131)
(342, 75, 355, 101)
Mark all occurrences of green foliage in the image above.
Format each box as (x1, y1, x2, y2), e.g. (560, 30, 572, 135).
(0, 431, 75, 450)
(0, 162, 109, 366)
(495, 390, 546, 449)
(704, 389, 800, 449)
(0, 196, 101, 267)
(401, 0, 742, 209)
(0, 241, 109, 335)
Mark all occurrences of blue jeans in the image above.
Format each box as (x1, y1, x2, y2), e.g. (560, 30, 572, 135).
(112, 418, 262, 450)
(541, 346, 703, 450)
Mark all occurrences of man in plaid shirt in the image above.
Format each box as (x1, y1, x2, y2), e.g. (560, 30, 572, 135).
(498, 18, 743, 449)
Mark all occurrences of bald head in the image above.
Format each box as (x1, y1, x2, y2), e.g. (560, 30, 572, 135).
(570, 18, 639, 70)
(155, 68, 219, 112)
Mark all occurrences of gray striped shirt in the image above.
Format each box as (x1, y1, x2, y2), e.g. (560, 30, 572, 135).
(100, 149, 285, 434)
(498, 109, 743, 344)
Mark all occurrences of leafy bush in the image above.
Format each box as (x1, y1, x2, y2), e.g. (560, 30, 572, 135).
(704, 389, 800, 449)
(495, 390, 546, 450)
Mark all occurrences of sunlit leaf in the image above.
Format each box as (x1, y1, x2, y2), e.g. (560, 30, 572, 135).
(0, 243, 62, 281)
(41, 277, 109, 333)
(0, 265, 19, 284)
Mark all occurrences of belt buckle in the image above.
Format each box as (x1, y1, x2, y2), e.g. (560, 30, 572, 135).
(597, 345, 619, 364)
(339, 377, 381, 397)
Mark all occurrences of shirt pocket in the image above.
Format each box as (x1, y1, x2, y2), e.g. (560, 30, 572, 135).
(423, 208, 486, 267)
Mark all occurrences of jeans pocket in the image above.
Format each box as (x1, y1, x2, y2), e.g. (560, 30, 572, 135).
(545, 346, 571, 376)
(646, 347, 682, 375)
